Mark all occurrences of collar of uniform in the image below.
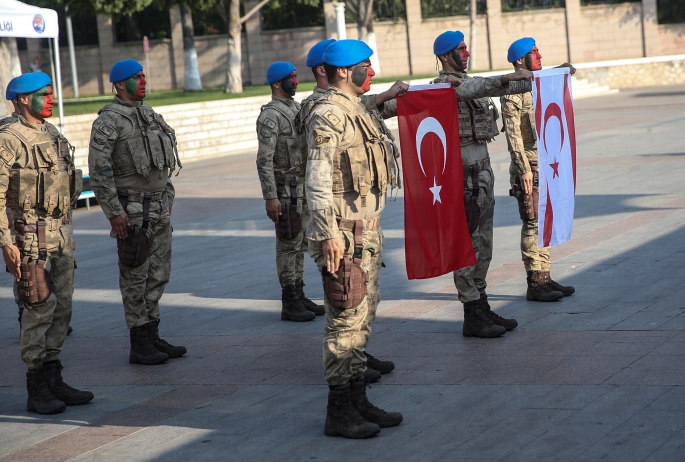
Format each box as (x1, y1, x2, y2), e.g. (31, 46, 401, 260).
(313, 86, 327, 95)
(327, 86, 360, 103)
(272, 95, 295, 105)
(439, 70, 468, 79)
(112, 95, 144, 107)
(17, 114, 49, 132)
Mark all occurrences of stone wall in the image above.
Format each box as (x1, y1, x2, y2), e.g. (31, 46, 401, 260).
(658, 24, 685, 56)
(579, 3, 644, 62)
(574, 59, 685, 89)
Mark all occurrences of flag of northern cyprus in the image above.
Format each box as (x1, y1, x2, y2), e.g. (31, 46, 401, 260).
(533, 68, 577, 247)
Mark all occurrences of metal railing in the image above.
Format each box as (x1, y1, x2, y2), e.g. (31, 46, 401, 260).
(657, 0, 685, 24)
(374, 0, 407, 21)
(581, 0, 639, 5)
(422, 0, 487, 19)
(501, 0, 565, 12)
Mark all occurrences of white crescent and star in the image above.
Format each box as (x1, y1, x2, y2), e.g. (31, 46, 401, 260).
(415, 117, 447, 205)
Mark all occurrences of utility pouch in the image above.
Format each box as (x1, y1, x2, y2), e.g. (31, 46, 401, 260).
(116, 194, 151, 267)
(275, 177, 302, 239)
(463, 164, 481, 234)
(323, 219, 368, 310)
(16, 220, 53, 304)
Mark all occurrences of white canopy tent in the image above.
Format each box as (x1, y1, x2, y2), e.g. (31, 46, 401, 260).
(0, 0, 65, 133)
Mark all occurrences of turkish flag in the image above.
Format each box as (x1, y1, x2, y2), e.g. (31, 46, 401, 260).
(397, 84, 477, 280)
(533, 68, 577, 247)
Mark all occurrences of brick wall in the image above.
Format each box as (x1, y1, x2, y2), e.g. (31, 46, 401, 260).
(658, 24, 685, 56)
(500, 9, 569, 69)
(579, 3, 644, 62)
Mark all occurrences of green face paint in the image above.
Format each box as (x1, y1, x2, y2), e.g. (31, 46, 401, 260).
(125, 76, 138, 96)
(30, 85, 54, 118)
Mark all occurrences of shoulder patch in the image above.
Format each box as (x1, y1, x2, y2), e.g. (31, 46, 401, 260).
(0, 145, 14, 165)
(323, 111, 341, 127)
(264, 118, 276, 129)
(313, 130, 331, 146)
(95, 122, 116, 138)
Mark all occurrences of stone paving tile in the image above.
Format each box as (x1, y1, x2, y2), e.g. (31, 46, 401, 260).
(563, 386, 670, 425)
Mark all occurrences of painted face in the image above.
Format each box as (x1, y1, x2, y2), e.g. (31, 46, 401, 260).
(124, 72, 147, 99)
(351, 61, 374, 93)
(525, 46, 542, 71)
(450, 42, 470, 71)
(280, 72, 298, 96)
(30, 85, 54, 118)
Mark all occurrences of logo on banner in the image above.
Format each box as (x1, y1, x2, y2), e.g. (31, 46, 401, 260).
(415, 117, 447, 205)
(33, 14, 45, 34)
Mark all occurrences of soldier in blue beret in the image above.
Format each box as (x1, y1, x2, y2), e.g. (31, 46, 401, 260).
(0, 72, 93, 414)
(502, 38, 576, 302)
(89, 60, 185, 366)
(431, 31, 540, 339)
(256, 61, 326, 323)
(302, 39, 405, 438)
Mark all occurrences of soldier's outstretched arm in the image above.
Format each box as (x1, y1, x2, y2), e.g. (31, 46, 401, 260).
(305, 106, 346, 272)
(456, 69, 534, 102)
(256, 109, 282, 223)
(0, 136, 21, 279)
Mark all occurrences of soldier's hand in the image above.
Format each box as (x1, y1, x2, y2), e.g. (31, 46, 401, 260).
(322, 236, 345, 274)
(445, 76, 463, 87)
(110, 213, 130, 239)
(557, 62, 577, 75)
(2, 244, 21, 281)
(502, 69, 534, 84)
(377, 81, 409, 105)
(265, 199, 281, 223)
(520, 172, 534, 195)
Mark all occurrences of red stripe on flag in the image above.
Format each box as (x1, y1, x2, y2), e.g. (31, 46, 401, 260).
(543, 184, 554, 247)
(535, 76, 542, 135)
(563, 73, 577, 192)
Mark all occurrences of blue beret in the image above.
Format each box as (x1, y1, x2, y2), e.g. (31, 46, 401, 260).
(266, 62, 296, 84)
(109, 59, 143, 83)
(11, 72, 51, 95)
(508, 37, 536, 63)
(5, 77, 19, 100)
(323, 40, 373, 68)
(433, 31, 465, 56)
(306, 39, 336, 67)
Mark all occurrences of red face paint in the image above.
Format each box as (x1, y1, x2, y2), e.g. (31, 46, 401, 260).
(362, 66, 375, 92)
(528, 46, 542, 71)
(30, 85, 54, 118)
(136, 72, 147, 98)
(457, 42, 470, 69)
(290, 72, 299, 86)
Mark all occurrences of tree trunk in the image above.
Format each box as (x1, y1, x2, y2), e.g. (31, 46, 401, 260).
(225, 0, 243, 93)
(181, 3, 203, 91)
(0, 38, 15, 116)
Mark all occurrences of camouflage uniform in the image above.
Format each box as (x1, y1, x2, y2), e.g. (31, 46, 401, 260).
(0, 112, 19, 127)
(305, 87, 399, 385)
(256, 96, 308, 288)
(432, 71, 530, 303)
(501, 90, 549, 272)
(88, 96, 179, 329)
(0, 116, 80, 368)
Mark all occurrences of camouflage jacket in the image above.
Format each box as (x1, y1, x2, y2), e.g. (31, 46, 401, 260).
(304, 87, 399, 241)
(433, 71, 531, 145)
(88, 96, 178, 219)
(256, 96, 306, 203)
(0, 116, 79, 247)
(501, 91, 537, 175)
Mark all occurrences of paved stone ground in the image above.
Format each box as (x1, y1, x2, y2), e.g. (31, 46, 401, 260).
(1, 85, 685, 461)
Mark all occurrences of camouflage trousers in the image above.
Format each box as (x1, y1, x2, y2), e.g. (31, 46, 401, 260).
(15, 222, 74, 369)
(454, 149, 495, 303)
(309, 226, 383, 386)
(276, 200, 309, 288)
(118, 199, 171, 329)
(509, 174, 550, 272)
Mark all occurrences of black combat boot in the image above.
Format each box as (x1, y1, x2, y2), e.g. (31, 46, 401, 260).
(26, 367, 65, 414)
(364, 367, 381, 383)
(526, 271, 563, 302)
(479, 294, 518, 331)
(463, 299, 506, 338)
(542, 271, 575, 297)
(364, 352, 395, 374)
(350, 377, 403, 428)
(67, 326, 73, 336)
(295, 281, 325, 316)
(281, 285, 315, 322)
(146, 320, 187, 358)
(44, 360, 94, 405)
(129, 325, 169, 365)
(324, 383, 380, 438)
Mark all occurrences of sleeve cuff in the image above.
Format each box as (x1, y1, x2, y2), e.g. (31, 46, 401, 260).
(0, 235, 13, 247)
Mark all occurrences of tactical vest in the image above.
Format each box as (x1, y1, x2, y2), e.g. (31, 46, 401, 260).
(99, 103, 180, 182)
(434, 74, 500, 143)
(259, 101, 306, 176)
(2, 121, 81, 218)
(519, 92, 537, 145)
(314, 92, 398, 207)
